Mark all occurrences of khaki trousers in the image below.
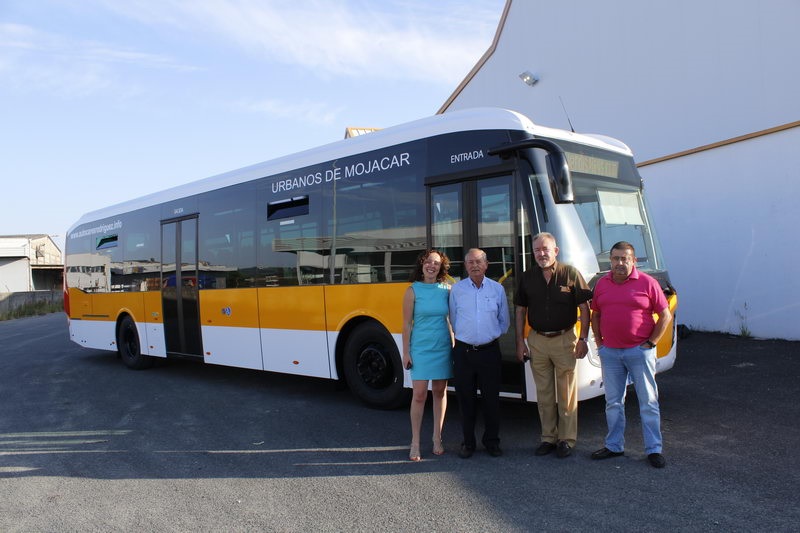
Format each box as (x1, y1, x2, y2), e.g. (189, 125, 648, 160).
(528, 329, 579, 446)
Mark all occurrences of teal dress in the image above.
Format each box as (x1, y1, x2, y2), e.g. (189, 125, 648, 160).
(409, 281, 453, 380)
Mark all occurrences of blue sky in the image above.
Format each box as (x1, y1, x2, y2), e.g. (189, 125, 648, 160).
(0, 0, 504, 252)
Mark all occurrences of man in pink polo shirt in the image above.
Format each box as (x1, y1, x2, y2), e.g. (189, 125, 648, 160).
(590, 241, 672, 468)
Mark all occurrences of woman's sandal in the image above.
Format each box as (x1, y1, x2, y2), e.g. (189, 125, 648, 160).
(409, 443, 421, 462)
(432, 439, 445, 456)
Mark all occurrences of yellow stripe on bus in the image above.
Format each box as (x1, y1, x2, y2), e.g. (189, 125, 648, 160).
(200, 288, 260, 328)
(70, 282, 414, 337)
(324, 283, 407, 334)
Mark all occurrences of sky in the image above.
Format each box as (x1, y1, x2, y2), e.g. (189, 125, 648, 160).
(0, 0, 505, 253)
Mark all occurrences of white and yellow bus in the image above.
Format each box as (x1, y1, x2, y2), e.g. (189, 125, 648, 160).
(64, 107, 677, 408)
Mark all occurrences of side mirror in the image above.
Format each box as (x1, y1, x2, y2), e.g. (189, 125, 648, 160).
(488, 138, 573, 203)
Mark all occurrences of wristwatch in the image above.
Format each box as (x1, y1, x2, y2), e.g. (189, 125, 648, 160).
(578, 338, 588, 342)
(644, 340, 656, 348)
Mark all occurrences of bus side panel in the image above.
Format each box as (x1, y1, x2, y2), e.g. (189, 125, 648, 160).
(258, 286, 329, 378)
(68, 316, 118, 352)
(324, 283, 407, 380)
(90, 292, 146, 324)
(67, 287, 93, 319)
(68, 292, 145, 352)
(199, 288, 262, 370)
(324, 284, 406, 335)
(655, 293, 679, 373)
(141, 290, 166, 357)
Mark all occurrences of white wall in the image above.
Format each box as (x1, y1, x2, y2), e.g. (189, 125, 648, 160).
(641, 128, 800, 340)
(0, 258, 32, 292)
(28, 236, 62, 265)
(442, 0, 800, 339)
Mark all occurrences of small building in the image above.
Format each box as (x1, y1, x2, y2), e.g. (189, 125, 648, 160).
(0, 234, 63, 292)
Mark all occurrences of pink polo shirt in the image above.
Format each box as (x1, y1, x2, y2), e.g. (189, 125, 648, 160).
(591, 266, 668, 348)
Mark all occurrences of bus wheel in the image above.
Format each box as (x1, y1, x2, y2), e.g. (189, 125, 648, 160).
(343, 322, 406, 409)
(117, 316, 153, 370)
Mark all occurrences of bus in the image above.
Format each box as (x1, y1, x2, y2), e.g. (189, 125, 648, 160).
(64, 107, 677, 409)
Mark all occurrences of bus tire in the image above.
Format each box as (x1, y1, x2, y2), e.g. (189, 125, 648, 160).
(117, 315, 154, 370)
(343, 322, 406, 409)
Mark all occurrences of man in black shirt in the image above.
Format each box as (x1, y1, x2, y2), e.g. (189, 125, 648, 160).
(514, 232, 591, 458)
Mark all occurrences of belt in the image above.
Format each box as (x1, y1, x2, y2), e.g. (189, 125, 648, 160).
(456, 339, 499, 351)
(534, 328, 570, 338)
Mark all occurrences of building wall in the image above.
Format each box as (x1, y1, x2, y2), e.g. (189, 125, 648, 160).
(441, 0, 799, 339)
(0, 235, 63, 293)
(0, 258, 32, 292)
(641, 127, 800, 340)
(28, 236, 62, 266)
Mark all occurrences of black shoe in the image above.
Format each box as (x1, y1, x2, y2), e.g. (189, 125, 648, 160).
(556, 441, 572, 458)
(648, 453, 666, 468)
(458, 444, 475, 459)
(591, 447, 624, 460)
(534, 441, 557, 456)
(486, 444, 503, 457)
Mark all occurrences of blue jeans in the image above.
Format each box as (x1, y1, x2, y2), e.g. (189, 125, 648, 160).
(599, 345, 662, 454)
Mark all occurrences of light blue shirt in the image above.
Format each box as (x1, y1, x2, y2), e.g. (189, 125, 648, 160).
(449, 276, 510, 346)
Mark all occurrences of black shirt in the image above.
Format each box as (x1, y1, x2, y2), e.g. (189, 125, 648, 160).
(513, 260, 591, 332)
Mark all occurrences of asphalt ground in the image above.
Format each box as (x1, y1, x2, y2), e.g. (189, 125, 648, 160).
(1, 313, 798, 532)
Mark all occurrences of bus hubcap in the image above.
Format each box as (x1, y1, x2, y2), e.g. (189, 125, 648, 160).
(356, 344, 392, 389)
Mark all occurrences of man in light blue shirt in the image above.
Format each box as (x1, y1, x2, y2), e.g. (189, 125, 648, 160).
(449, 248, 510, 458)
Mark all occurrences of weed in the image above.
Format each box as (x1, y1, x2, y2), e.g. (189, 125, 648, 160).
(0, 300, 63, 321)
(734, 302, 752, 339)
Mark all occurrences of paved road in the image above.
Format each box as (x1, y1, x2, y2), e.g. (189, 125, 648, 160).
(1, 313, 798, 532)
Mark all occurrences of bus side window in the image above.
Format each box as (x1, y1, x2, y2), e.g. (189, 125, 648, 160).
(199, 183, 257, 289)
(330, 171, 424, 284)
(258, 184, 325, 287)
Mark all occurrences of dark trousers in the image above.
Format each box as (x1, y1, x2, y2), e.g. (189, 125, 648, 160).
(452, 341, 502, 448)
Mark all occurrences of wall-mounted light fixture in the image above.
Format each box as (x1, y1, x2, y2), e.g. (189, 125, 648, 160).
(519, 71, 539, 87)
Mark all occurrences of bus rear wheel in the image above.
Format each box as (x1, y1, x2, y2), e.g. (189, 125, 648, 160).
(343, 322, 406, 409)
(117, 315, 154, 370)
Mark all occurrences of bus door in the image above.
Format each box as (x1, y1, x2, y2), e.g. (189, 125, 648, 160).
(430, 174, 526, 397)
(161, 216, 204, 357)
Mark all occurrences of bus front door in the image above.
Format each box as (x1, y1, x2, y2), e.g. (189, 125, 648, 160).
(161, 216, 204, 357)
(430, 175, 526, 398)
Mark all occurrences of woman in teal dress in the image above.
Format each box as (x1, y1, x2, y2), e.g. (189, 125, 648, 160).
(402, 249, 453, 461)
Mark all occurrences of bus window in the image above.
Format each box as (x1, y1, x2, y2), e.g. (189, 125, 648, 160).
(430, 185, 463, 279)
(258, 179, 325, 287)
(477, 177, 514, 281)
(199, 183, 257, 289)
(65, 224, 111, 293)
(122, 206, 160, 291)
(267, 196, 309, 220)
(330, 170, 425, 284)
(573, 179, 659, 272)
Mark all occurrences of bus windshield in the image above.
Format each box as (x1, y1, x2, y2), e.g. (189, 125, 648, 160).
(530, 139, 665, 275)
(572, 176, 663, 273)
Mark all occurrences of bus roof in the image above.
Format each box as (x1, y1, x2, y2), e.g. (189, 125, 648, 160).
(69, 107, 632, 232)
